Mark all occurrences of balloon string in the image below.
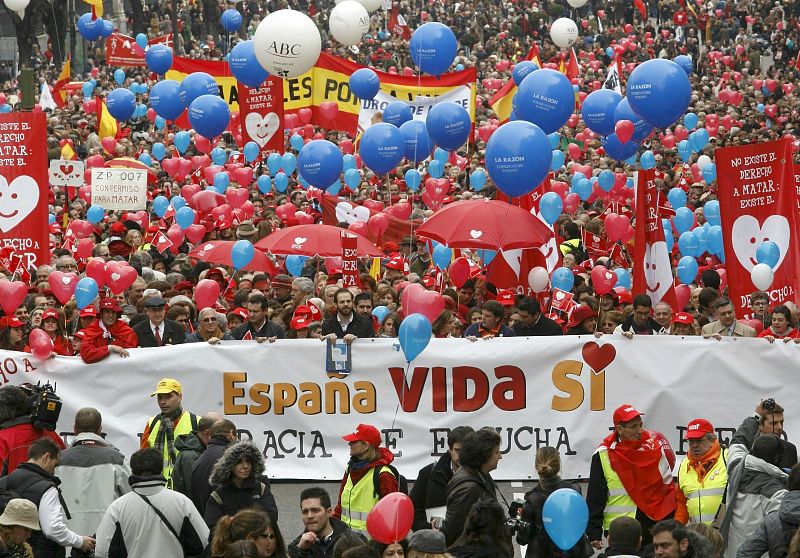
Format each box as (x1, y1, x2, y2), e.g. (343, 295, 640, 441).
(390, 361, 410, 430)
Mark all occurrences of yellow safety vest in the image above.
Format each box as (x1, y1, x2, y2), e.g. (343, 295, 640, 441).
(560, 238, 581, 256)
(678, 449, 728, 524)
(146, 411, 197, 484)
(599, 448, 638, 530)
(340, 466, 395, 534)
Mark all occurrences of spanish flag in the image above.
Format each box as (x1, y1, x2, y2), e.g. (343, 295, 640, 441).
(83, 0, 103, 18)
(60, 140, 78, 160)
(489, 46, 541, 123)
(96, 97, 119, 139)
(53, 57, 71, 108)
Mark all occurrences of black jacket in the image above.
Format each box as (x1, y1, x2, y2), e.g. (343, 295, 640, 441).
(171, 431, 206, 498)
(133, 319, 186, 347)
(410, 452, 455, 531)
(513, 316, 563, 336)
(618, 316, 664, 335)
(232, 320, 285, 340)
(203, 476, 278, 529)
(190, 436, 231, 515)
(321, 313, 374, 339)
(520, 477, 590, 558)
(443, 465, 498, 546)
(288, 517, 352, 558)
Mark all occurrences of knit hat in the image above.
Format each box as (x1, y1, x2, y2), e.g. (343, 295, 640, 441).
(409, 530, 446, 553)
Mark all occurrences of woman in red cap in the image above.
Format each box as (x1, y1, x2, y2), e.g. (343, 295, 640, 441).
(565, 305, 598, 335)
(25, 308, 71, 356)
(80, 298, 139, 363)
(333, 424, 398, 535)
(0, 317, 26, 351)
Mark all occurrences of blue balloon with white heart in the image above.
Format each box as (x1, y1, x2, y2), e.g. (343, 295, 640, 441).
(174, 131, 191, 154)
(149, 79, 184, 120)
(146, 44, 173, 74)
(613, 97, 653, 144)
(615, 268, 632, 290)
(274, 172, 289, 192)
(428, 159, 444, 179)
(78, 13, 103, 41)
(673, 206, 694, 234)
(580, 89, 622, 136)
(213, 172, 229, 193)
(152, 195, 170, 217)
(401, 120, 434, 162)
(470, 169, 486, 191)
(231, 239, 254, 270)
(285, 255, 307, 276)
(597, 169, 615, 192)
(516, 68, 575, 135)
(298, 140, 343, 190)
(189, 94, 230, 139)
(359, 122, 405, 175)
(180, 72, 219, 107)
(282, 153, 297, 174)
(677, 256, 698, 284)
(344, 168, 361, 189)
(113, 69, 126, 85)
(257, 174, 271, 194)
(551, 267, 574, 292)
(86, 205, 105, 224)
(756, 241, 781, 268)
(409, 22, 457, 77)
(176, 206, 196, 229)
(667, 187, 686, 209)
(626, 59, 691, 129)
(485, 120, 551, 198)
(106, 88, 136, 121)
(398, 313, 433, 362)
(221, 8, 243, 32)
(383, 101, 413, 127)
(75, 278, 99, 310)
(513, 60, 539, 86)
(349, 68, 381, 100)
(228, 40, 269, 89)
(405, 169, 421, 192)
(426, 101, 471, 151)
(539, 192, 563, 225)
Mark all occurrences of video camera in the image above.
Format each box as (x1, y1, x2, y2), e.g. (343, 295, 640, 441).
(19, 382, 62, 431)
(763, 398, 777, 411)
(506, 500, 531, 541)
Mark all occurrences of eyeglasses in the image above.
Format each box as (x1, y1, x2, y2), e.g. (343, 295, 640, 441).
(202, 318, 217, 323)
(257, 533, 276, 540)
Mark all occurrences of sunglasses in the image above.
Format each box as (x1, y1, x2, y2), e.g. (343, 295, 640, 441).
(202, 318, 217, 322)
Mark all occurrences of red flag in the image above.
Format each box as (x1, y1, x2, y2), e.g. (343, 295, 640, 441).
(148, 230, 173, 254)
(242, 331, 254, 340)
(632, 169, 678, 308)
(53, 57, 71, 108)
(566, 48, 580, 80)
(633, 0, 648, 20)
(388, 3, 412, 41)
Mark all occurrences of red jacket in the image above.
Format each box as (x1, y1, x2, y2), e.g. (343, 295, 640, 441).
(333, 447, 399, 518)
(80, 320, 138, 363)
(0, 423, 65, 475)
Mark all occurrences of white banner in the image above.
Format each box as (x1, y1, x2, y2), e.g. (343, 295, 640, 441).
(357, 86, 473, 133)
(1, 337, 797, 480)
(48, 159, 85, 187)
(90, 168, 147, 210)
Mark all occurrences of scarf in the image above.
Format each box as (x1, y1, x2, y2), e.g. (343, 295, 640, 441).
(687, 440, 721, 481)
(600, 430, 676, 520)
(153, 406, 183, 465)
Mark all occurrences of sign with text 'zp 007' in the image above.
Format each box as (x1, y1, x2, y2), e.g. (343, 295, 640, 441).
(0, 112, 49, 270)
(91, 168, 148, 211)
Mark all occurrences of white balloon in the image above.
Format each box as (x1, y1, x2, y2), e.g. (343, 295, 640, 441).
(5, 0, 29, 16)
(567, 0, 588, 6)
(550, 17, 579, 49)
(329, 0, 371, 47)
(751, 263, 774, 291)
(697, 154, 712, 170)
(528, 266, 550, 293)
(253, 10, 321, 79)
(335, 0, 382, 13)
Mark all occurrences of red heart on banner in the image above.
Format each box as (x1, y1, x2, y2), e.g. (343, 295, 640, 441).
(0, 281, 28, 314)
(48, 271, 79, 304)
(582, 341, 616, 372)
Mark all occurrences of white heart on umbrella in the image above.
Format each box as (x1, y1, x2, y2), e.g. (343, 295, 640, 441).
(245, 112, 280, 148)
(605, 272, 613, 280)
(470, 230, 483, 239)
(111, 273, 121, 281)
(294, 237, 307, 244)
(203, 243, 214, 250)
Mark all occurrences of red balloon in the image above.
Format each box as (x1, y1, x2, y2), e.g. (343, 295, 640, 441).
(605, 213, 630, 243)
(276, 203, 296, 223)
(363, 199, 384, 212)
(674, 283, 691, 311)
(68, 219, 95, 239)
(167, 224, 186, 247)
(294, 211, 315, 225)
(401, 283, 444, 323)
(105, 262, 138, 295)
(191, 190, 227, 213)
(195, 278, 221, 310)
(615, 120, 635, 144)
(75, 237, 94, 259)
(101, 137, 117, 153)
(48, 271, 79, 304)
(226, 187, 250, 208)
(743, 319, 764, 335)
(85, 259, 107, 288)
(448, 257, 471, 288)
(194, 134, 212, 154)
(366, 493, 414, 544)
(368, 213, 389, 236)
(29, 329, 54, 359)
(591, 265, 617, 295)
(564, 193, 580, 213)
(348, 221, 369, 236)
(185, 224, 207, 243)
(0, 280, 28, 314)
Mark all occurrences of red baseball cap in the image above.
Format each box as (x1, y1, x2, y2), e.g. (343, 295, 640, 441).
(79, 306, 98, 318)
(385, 254, 409, 273)
(496, 289, 516, 306)
(99, 298, 122, 313)
(613, 404, 644, 426)
(42, 308, 60, 321)
(290, 314, 312, 330)
(73, 330, 86, 340)
(673, 312, 694, 325)
(342, 423, 382, 447)
(0, 316, 23, 328)
(686, 418, 714, 439)
(231, 307, 249, 320)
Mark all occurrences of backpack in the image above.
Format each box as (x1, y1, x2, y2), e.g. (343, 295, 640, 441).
(774, 519, 799, 558)
(0, 486, 21, 516)
(371, 464, 408, 497)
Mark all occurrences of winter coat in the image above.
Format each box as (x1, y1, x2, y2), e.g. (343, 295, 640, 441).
(447, 544, 498, 558)
(737, 490, 800, 558)
(171, 431, 205, 497)
(443, 465, 499, 546)
(190, 436, 232, 515)
(288, 517, 352, 558)
(410, 452, 454, 531)
(520, 477, 591, 558)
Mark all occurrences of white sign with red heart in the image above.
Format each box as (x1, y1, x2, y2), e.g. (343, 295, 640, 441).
(48, 159, 85, 187)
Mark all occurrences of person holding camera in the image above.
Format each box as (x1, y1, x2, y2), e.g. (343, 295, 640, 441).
(744, 399, 798, 470)
(0, 386, 65, 476)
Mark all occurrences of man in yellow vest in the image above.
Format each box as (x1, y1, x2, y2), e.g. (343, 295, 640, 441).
(139, 378, 199, 486)
(675, 418, 727, 525)
(586, 404, 677, 550)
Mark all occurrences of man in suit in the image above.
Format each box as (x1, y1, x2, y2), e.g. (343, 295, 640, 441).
(133, 296, 186, 347)
(701, 297, 757, 338)
(321, 288, 374, 343)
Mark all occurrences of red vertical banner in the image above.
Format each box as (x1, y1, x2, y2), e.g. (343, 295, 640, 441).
(238, 77, 285, 156)
(716, 138, 800, 317)
(793, 165, 800, 212)
(632, 168, 678, 308)
(0, 112, 49, 271)
(341, 234, 361, 288)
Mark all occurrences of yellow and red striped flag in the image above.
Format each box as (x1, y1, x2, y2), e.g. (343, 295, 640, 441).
(83, 0, 103, 18)
(53, 57, 71, 108)
(96, 97, 119, 139)
(489, 46, 541, 124)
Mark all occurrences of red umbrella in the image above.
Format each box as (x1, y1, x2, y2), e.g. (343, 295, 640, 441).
(416, 199, 552, 250)
(189, 241, 277, 274)
(255, 224, 383, 257)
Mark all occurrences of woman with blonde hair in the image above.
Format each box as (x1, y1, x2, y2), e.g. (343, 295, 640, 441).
(210, 509, 287, 558)
(0, 498, 39, 558)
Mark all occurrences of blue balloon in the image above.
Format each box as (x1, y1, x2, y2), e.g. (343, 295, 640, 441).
(0, 105, 10, 113)
(106, 88, 136, 121)
(257, 174, 272, 194)
(138, 153, 152, 167)
(516, 69, 575, 134)
(174, 131, 191, 154)
(706, 225, 723, 255)
(274, 172, 289, 192)
(704, 200, 720, 226)
(372, 305, 390, 322)
(405, 169, 421, 192)
(188, 94, 230, 139)
(342, 154, 357, 171)
(344, 168, 361, 189)
(613, 97, 653, 144)
(678, 231, 700, 256)
(692, 128, 710, 151)
(470, 169, 486, 191)
(677, 139, 692, 162)
(328, 181, 342, 195)
(48, 214, 56, 224)
(433, 147, 449, 166)
(683, 112, 698, 130)
(693, 226, 707, 254)
(674, 54, 693, 74)
(208, 147, 224, 166)
(512, 60, 538, 86)
(86, 205, 105, 224)
(152, 195, 170, 217)
(572, 177, 592, 201)
(702, 163, 716, 183)
(427, 159, 443, 179)
(135, 33, 148, 48)
(282, 153, 297, 174)
(75, 278, 99, 310)
(213, 172, 230, 193)
(180, 72, 219, 107)
(175, 206, 196, 230)
(756, 103, 765, 113)
(297, 173, 310, 189)
(243, 141, 259, 163)
(626, 59, 690, 129)
(667, 187, 687, 209)
(267, 153, 282, 175)
(548, 133, 561, 149)
(581, 89, 622, 136)
(146, 44, 173, 74)
(398, 313, 433, 362)
(290, 133, 305, 151)
(101, 19, 114, 37)
(476, 249, 496, 265)
(640, 150, 655, 169)
(551, 267, 574, 292)
(401, 120, 434, 162)
(285, 255, 307, 276)
(551, 150, 565, 171)
(756, 241, 780, 268)
(298, 140, 343, 189)
(171, 195, 186, 211)
(359, 123, 405, 175)
(409, 22, 457, 76)
(383, 101, 413, 127)
(598, 169, 615, 192)
(426, 101, 471, 151)
(228, 40, 269, 88)
(614, 268, 632, 290)
(77, 13, 103, 41)
(601, 133, 639, 161)
(149, 79, 184, 120)
(221, 8, 243, 32)
(485, 120, 551, 198)
(677, 256, 699, 284)
(113, 69, 126, 85)
(432, 244, 452, 269)
(539, 192, 563, 225)
(82, 81, 94, 99)
(673, 206, 694, 234)
(231, 239, 254, 270)
(154, 116, 166, 130)
(349, 68, 381, 100)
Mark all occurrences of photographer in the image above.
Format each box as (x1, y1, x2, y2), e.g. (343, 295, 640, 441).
(734, 399, 797, 470)
(0, 386, 65, 476)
